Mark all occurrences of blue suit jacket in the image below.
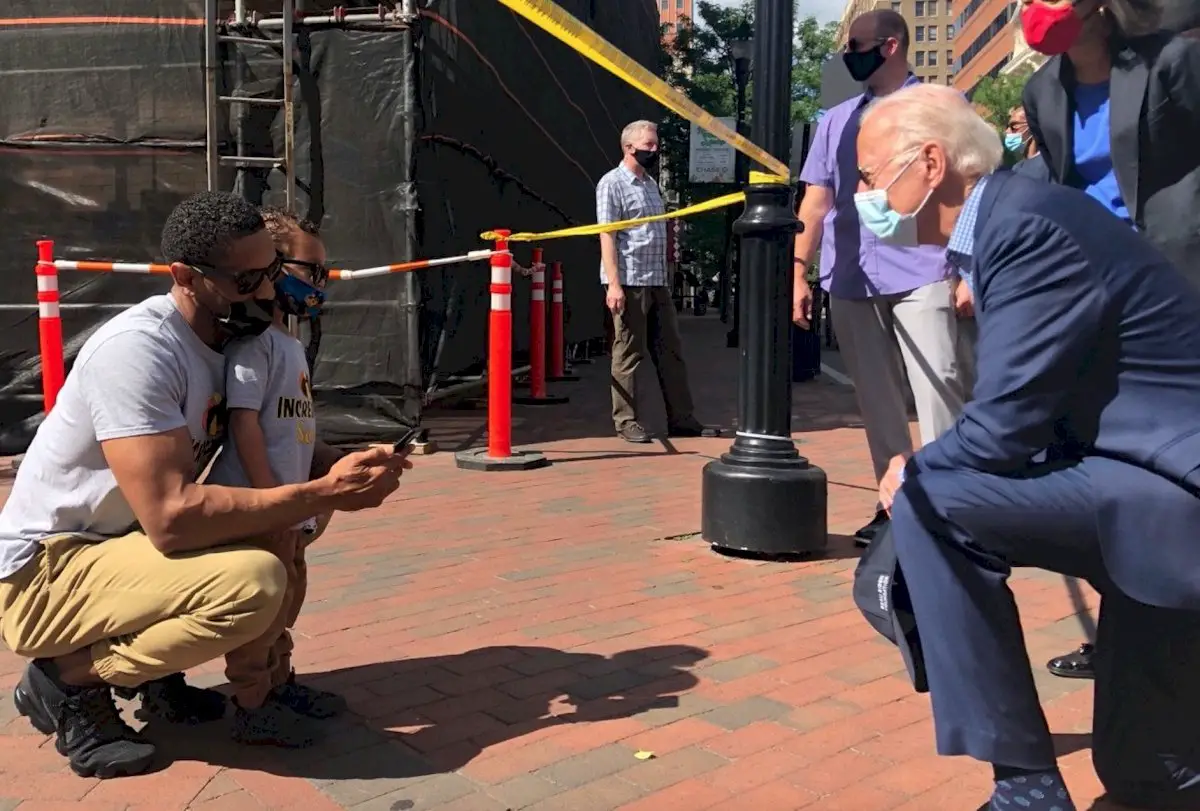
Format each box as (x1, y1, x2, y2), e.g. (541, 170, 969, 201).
(912, 170, 1200, 608)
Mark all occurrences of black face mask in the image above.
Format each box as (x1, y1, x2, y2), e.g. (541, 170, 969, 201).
(843, 46, 886, 82)
(633, 149, 659, 171)
(218, 297, 276, 340)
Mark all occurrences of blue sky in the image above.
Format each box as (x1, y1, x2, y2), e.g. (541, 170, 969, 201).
(708, 0, 845, 25)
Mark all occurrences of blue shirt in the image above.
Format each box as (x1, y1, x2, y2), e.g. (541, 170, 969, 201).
(595, 163, 669, 287)
(1072, 82, 1131, 224)
(946, 176, 990, 295)
(798, 74, 950, 300)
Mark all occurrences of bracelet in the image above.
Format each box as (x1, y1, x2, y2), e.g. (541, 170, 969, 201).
(793, 258, 809, 268)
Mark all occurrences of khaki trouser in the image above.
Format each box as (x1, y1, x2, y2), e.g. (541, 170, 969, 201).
(610, 286, 696, 429)
(224, 530, 308, 707)
(830, 280, 967, 484)
(0, 532, 287, 689)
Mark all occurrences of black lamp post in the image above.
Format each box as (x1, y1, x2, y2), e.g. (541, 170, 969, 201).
(701, 0, 828, 557)
(722, 38, 752, 340)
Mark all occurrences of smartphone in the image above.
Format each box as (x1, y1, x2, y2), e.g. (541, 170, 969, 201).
(393, 426, 421, 454)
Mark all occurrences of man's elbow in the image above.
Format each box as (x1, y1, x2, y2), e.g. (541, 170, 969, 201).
(143, 491, 202, 555)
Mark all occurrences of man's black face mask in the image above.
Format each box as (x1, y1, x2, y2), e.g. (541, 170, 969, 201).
(843, 44, 887, 82)
(633, 148, 660, 172)
(219, 297, 276, 340)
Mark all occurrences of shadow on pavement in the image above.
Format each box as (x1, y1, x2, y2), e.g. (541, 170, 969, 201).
(140, 644, 709, 783)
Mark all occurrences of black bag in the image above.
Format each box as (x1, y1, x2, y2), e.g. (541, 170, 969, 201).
(851, 523, 929, 693)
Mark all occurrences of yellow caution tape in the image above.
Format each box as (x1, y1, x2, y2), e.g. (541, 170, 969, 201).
(495, 0, 790, 181)
(481, 190, 745, 243)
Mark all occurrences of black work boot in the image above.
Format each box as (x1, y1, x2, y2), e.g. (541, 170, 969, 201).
(272, 671, 346, 720)
(115, 673, 227, 724)
(231, 696, 319, 748)
(14, 660, 156, 778)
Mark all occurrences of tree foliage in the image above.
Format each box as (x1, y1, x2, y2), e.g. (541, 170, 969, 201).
(970, 71, 1033, 131)
(657, 0, 837, 282)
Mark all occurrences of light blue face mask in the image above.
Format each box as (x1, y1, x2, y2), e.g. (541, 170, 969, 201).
(853, 153, 933, 247)
(1004, 132, 1027, 153)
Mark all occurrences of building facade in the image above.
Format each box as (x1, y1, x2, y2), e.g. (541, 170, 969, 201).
(657, 0, 694, 36)
(952, 0, 1018, 91)
(835, 0, 959, 87)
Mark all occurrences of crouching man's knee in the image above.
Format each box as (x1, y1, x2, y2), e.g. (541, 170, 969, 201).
(202, 547, 288, 650)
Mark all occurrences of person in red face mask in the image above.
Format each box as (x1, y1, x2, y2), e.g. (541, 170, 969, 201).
(1020, 0, 1200, 686)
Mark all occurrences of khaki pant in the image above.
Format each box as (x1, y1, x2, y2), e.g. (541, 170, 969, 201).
(224, 530, 309, 707)
(830, 280, 967, 484)
(610, 286, 696, 429)
(0, 532, 287, 689)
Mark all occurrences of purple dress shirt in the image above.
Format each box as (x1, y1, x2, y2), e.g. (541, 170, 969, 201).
(800, 76, 950, 300)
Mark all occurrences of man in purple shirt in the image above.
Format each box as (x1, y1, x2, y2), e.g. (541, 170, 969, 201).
(793, 10, 970, 544)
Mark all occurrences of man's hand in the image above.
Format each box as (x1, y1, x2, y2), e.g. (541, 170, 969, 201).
(792, 277, 814, 329)
(953, 278, 975, 318)
(606, 282, 626, 315)
(879, 453, 911, 514)
(319, 445, 412, 512)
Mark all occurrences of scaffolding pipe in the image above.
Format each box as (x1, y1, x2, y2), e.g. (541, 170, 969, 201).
(425, 366, 531, 405)
(203, 0, 219, 189)
(255, 12, 408, 28)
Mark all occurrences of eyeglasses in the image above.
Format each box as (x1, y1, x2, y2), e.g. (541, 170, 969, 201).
(191, 251, 284, 295)
(845, 37, 886, 52)
(857, 149, 920, 189)
(282, 256, 330, 288)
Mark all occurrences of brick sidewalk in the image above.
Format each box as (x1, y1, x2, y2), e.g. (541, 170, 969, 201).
(0, 315, 1116, 810)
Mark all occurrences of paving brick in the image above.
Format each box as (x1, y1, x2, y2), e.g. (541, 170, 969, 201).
(698, 696, 793, 731)
(702, 720, 797, 759)
(482, 773, 563, 808)
(523, 775, 645, 811)
(695, 654, 779, 684)
(534, 743, 638, 789)
(616, 746, 729, 791)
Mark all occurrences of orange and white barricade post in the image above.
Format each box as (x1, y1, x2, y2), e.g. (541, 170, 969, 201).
(454, 231, 549, 472)
(513, 247, 567, 406)
(546, 260, 579, 382)
(35, 240, 66, 413)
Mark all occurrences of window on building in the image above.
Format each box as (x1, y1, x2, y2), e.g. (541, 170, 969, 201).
(915, 0, 925, 15)
(929, 50, 938, 65)
(946, 75, 954, 84)
(946, 0, 953, 13)
(947, 23, 955, 38)
(929, 25, 938, 40)
(676, 0, 683, 8)
(947, 49, 954, 65)
(891, 0, 902, 9)
(915, 51, 925, 66)
(928, 0, 938, 15)
(915, 25, 925, 41)
(660, 0, 667, 8)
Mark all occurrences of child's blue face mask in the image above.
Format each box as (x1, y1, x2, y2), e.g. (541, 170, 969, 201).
(275, 271, 326, 318)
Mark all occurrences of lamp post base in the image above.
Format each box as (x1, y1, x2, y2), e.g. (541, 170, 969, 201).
(701, 453, 828, 556)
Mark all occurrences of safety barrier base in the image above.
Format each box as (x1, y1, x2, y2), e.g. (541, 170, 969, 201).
(454, 447, 550, 472)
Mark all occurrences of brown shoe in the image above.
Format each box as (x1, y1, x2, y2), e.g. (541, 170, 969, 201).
(617, 422, 651, 443)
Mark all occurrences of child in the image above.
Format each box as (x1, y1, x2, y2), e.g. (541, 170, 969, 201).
(208, 207, 343, 747)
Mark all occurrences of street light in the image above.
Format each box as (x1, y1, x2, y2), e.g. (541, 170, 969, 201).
(701, 0, 828, 557)
(721, 38, 753, 337)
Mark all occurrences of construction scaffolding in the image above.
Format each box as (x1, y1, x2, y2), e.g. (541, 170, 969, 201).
(0, 0, 660, 452)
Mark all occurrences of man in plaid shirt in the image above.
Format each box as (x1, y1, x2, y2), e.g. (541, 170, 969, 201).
(597, 120, 706, 443)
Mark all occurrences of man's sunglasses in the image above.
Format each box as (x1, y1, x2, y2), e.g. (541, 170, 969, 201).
(190, 251, 285, 295)
(282, 257, 330, 288)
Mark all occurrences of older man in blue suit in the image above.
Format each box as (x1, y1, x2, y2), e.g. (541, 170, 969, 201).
(856, 83, 1200, 811)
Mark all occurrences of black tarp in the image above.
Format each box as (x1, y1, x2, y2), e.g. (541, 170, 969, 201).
(0, 0, 659, 452)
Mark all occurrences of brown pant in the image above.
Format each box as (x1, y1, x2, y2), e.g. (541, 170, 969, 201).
(610, 286, 696, 429)
(224, 528, 310, 708)
(0, 533, 286, 688)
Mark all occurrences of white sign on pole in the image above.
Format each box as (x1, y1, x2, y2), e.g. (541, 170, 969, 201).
(688, 116, 737, 184)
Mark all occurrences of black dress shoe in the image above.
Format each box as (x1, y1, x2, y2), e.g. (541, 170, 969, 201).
(667, 419, 718, 438)
(1046, 643, 1095, 680)
(617, 422, 651, 443)
(854, 510, 890, 547)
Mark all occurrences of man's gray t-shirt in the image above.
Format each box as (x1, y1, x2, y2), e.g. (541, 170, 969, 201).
(207, 326, 316, 490)
(0, 294, 227, 580)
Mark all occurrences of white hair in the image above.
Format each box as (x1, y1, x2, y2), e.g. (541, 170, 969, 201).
(620, 120, 657, 147)
(862, 84, 1003, 183)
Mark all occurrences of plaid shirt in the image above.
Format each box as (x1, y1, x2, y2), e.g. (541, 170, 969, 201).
(596, 163, 668, 287)
(946, 175, 990, 296)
